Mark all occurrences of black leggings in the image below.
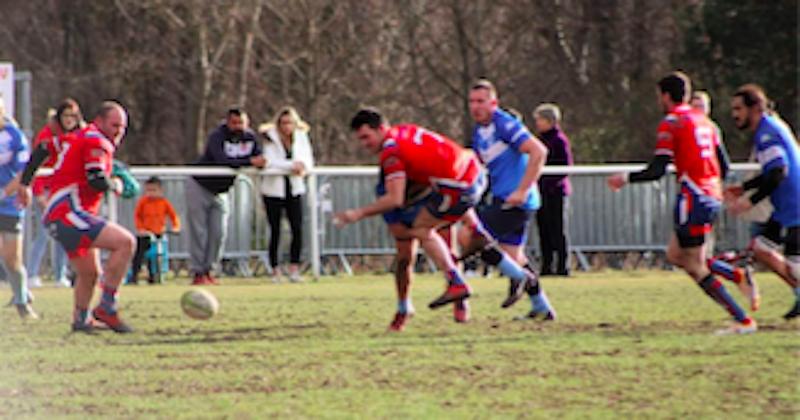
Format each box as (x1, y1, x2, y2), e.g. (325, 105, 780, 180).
(263, 195, 303, 267)
(536, 194, 569, 273)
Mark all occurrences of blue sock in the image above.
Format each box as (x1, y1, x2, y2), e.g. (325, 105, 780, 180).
(496, 254, 526, 281)
(698, 274, 747, 322)
(794, 287, 800, 300)
(8, 267, 28, 306)
(397, 299, 413, 314)
(708, 258, 741, 282)
(100, 285, 118, 314)
(446, 269, 465, 286)
(74, 307, 90, 325)
(530, 291, 553, 313)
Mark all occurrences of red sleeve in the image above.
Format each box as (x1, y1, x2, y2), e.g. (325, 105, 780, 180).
(654, 119, 674, 157)
(379, 146, 406, 182)
(81, 136, 113, 173)
(33, 125, 52, 148)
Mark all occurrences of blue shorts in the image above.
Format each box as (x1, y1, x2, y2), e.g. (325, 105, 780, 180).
(673, 179, 720, 248)
(44, 192, 107, 258)
(383, 198, 428, 227)
(478, 198, 532, 246)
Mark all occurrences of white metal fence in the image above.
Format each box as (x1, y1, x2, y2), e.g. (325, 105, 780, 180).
(23, 164, 761, 278)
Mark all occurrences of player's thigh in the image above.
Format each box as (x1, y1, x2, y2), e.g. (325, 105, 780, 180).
(412, 206, 447, 230)
(388, 222, 415, 242)
(666, 233, 684, 266)
(92, 222, 136, 253)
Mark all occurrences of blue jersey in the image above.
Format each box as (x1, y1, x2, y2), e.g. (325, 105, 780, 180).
(0, 120, 30, 217)
(753, 114, 800, 227)
(472, 108, 539, 210)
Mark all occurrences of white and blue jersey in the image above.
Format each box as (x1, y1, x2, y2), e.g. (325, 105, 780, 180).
(754, 114, 800, 228)
(0, 120, 29, 217)
(472, 108, 540, 211)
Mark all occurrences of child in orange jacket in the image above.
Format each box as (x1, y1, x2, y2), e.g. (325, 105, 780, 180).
(130, 176, 181, 284)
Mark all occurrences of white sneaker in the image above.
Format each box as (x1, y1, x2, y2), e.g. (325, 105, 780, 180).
(715, 319, 757, 336)
(28, 276, 43, 288)
(55, 277, 72, 288)
(464, 269, 479, 279)
(270, 272, 282, 284)
(288, 272, 303, 283)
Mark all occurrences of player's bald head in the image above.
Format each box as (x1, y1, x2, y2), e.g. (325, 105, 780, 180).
(97, 100, 127, 121)
(95, 100, 128, 145)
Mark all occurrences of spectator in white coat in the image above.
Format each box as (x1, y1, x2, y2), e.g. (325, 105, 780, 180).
(259, 106, 315, 282)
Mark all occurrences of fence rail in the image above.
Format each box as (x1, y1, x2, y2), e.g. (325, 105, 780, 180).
(23, 164, 761, 278)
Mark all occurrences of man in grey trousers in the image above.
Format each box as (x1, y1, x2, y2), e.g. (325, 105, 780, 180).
(187, 107, 265, 285)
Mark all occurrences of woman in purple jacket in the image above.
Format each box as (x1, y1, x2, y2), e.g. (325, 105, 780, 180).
(533, 104, 574, 276)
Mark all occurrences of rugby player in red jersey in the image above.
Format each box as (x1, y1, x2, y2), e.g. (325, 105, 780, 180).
(607, 72, 756, 335)
(16, 101, 137, 333)
(336, 109, 541, 330)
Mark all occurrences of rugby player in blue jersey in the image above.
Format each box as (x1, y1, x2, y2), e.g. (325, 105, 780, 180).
(0, 100, 37, 319)
(459, 79, 556, 320)
(726, 84, 800, 320)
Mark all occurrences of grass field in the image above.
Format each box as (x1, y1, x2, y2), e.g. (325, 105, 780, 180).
(1, 271, 798, 419)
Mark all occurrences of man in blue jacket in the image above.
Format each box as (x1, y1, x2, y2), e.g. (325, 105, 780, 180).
(186, 108, 265, 285)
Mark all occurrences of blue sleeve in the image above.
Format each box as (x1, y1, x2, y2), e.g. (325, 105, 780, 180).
(756, 131, 788, 172)
(11, 127, 29, 173)
(498, 115, 532, 150)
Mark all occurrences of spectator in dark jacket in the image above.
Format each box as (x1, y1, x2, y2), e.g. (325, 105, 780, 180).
(186, 108, 266, 285)
(533, 103, 574, 276)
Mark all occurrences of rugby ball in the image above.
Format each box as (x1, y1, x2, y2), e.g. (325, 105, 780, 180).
(181, 288, 219, 320)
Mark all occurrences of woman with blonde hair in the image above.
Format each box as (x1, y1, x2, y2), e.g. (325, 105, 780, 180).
(259, 106, 314, 282)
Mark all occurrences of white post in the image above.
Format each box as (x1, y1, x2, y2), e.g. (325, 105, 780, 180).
(108, 193, 118, 224)
(308, 172, 321, 279)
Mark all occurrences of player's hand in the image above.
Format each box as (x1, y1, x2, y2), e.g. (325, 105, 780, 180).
(728, 196, 752, 216)
(504, 189, 526, 207)
(723, 184, 744, 202)
(15, 186, 31, 207)
(607, 173, 627, 191)
(111, 177, 124, 195)
(251, 155, 267, 168)
(333, 209, 361, 228)
(170, 229, 181, 235)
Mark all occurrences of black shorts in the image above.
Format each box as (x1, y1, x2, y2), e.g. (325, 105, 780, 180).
(0, 214, 22, 234)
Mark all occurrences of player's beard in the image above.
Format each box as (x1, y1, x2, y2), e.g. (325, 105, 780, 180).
(734, 118, 750, 131)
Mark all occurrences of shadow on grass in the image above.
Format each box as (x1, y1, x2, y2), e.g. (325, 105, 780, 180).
(103, 322, 328, 346)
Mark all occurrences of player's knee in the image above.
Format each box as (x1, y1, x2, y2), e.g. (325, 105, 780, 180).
(479, 245, 503, 266)
(666, 249, 683, 268)
(396, 255, 413, 276)
(751, 236, 780, 255)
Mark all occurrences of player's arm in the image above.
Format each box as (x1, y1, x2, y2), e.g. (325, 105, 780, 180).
(716, 142, 731, 182)
(84, 140, 121, 194)
(628, 155, 670, 183)
(336, 176, 405, 225)
(506, 137, 547, 205)
(87, 168, 120, 193)
(19, 142, 51, 187)
(741, 166, 785, 204)
(609, 122, 672, 190)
